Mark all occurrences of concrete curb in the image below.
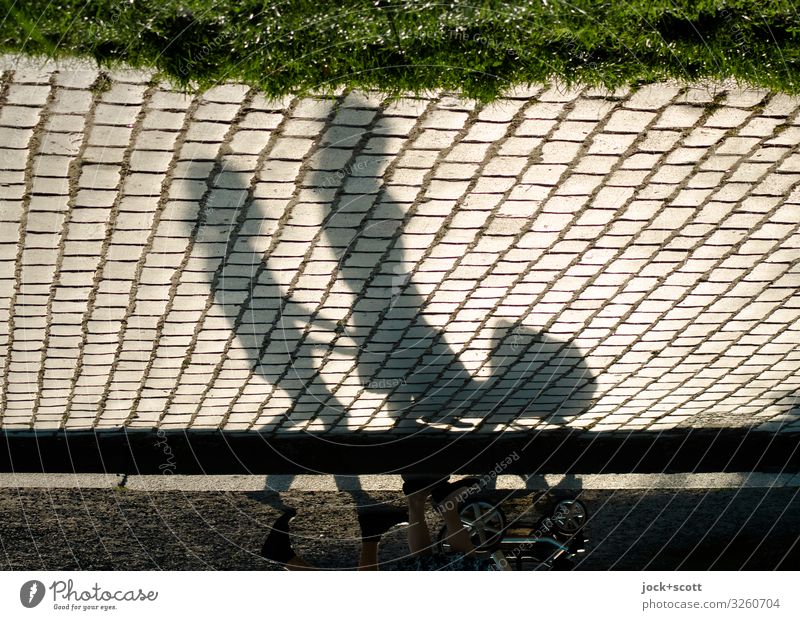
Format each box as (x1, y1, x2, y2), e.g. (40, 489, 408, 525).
(2, 472, 799, 490)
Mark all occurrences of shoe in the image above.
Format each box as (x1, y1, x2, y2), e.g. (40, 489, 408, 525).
(358, 507, 409, 543)
(260, 508, 297, 564)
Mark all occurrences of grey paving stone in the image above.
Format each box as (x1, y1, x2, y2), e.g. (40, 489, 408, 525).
(6, 84, 50, 106)
(185, 122, 229, 142)
(293, 98, 336, 119)
(52, 68, 98, 89)
(605, 110, 656, 133)
(150, 90, 194, 110)
(50, 90, 92, 114)
(201, 84, 249, 104)
(195, 102, 240, 121)
(229, 130, 271, 154)
(129, 150, 173, 173)
(241, 111, 283, 130)
(0, 105, 42, 128)
(270, 137, 314, 159)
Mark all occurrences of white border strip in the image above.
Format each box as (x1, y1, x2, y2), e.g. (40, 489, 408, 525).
(1, 472, 799, 490)
(1, 571, 798, 619)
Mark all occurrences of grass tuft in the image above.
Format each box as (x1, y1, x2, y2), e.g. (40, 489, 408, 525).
(1, 1, 799, 100)
(90, 71, 113, 95)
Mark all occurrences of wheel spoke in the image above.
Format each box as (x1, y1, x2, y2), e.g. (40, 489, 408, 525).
(458, 501, 507, 548)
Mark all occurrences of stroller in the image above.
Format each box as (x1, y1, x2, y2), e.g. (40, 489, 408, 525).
(436, 492, 589, 570)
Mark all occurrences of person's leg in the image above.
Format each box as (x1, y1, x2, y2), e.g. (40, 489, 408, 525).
(358, 541, 380, 571)
(406, 489, 433, 556)
(440, 493, 475, 554)
(357, 507, 408, 570)
(261, 510, 319, 571)
(427, 478, 482, 554)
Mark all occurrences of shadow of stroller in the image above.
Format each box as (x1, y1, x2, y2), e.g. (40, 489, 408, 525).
(179, 95, 597, 433)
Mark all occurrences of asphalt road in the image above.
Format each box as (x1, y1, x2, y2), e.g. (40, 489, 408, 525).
(0, 486, 797, 570)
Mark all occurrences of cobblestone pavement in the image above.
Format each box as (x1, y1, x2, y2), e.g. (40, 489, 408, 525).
(0, 56, 798, 435)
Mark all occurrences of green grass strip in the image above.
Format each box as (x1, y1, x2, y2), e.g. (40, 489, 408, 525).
(1, 0, 799, 100)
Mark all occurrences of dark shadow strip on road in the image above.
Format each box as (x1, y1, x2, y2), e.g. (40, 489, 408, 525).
(1, 429, 798, 475)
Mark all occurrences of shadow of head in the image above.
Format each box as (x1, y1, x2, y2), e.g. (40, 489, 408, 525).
(383, 319, 597, 429)
(176, 97, 596, 432)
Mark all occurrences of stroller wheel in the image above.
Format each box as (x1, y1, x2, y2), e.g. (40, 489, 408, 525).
(436, 501, 507, 552)
(460, 501, 507, 550)
(551, 499, 587, 534)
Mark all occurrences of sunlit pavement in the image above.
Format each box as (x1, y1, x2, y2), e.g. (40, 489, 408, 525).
(1, 56, 798, 439)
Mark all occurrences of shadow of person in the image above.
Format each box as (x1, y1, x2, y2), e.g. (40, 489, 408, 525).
(180, 93, 596, 434)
